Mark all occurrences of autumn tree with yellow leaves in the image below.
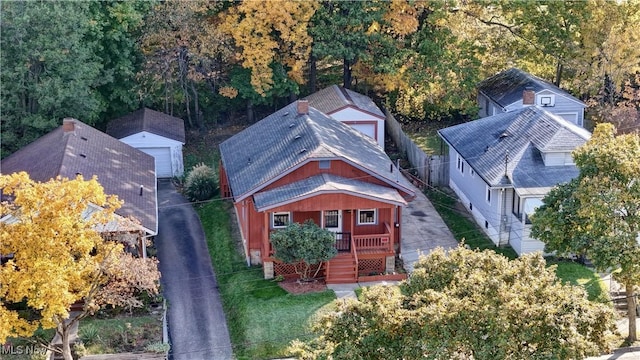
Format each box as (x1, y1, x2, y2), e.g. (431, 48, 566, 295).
(0, 173, 160, 360)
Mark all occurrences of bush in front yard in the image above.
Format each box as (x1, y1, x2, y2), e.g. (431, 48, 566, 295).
(184, 163, 218, 202)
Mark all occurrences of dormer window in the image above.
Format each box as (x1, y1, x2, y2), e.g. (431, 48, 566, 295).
(537, 94, 555, 107)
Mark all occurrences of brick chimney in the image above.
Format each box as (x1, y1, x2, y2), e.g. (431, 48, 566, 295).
(297, 100, 309, 115)
(522, 87, 535, 106)
(62, 118, 75, 133)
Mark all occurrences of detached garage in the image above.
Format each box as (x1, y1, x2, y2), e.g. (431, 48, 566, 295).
(107, 108, 186, 178)
(304, 85, 386, 148)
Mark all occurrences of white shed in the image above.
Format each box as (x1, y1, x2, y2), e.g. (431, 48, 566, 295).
(107, 108, 186, 178)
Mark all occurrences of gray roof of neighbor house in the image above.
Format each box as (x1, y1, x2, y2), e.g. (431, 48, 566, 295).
(478, 68, 586, 110)
(219, 101, 414, 201)
(438, 106, 590, 192)
(106, 108, 186, 143)
(1, 119, 157, 234)
(303, 85, 385, 118)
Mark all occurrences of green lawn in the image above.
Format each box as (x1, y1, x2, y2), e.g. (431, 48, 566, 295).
(549, 259, 609, 303)
(197, 200, 336, 360)
(424, 187, 518, 259)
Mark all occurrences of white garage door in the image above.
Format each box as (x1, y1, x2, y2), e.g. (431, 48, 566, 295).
(349, 124, 376, 141)
(556, 113, 578, 125)
(140, 147, 172, 178)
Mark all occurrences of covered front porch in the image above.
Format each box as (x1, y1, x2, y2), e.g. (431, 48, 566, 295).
(262, 208, 402, 284)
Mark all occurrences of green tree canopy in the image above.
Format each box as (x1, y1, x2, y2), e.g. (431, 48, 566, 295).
(532, 123, 640, 342)
(270, 220, 337, 281)
(0, 173, 160, 360)
(0, 1, 103, 156)
(292, 246, 617, 359)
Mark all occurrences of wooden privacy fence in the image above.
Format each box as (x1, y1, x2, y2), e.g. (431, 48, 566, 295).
(385, 111, 449, 187)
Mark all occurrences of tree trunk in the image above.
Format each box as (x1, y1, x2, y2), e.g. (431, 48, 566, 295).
(554, 61, 563, 87)
(60, 323, 73, 360)
(246, 99, 254, 124)
(189, 81, 203, 130)
(343, 58, 352, 89)
(625, 280, 637, 342)
(309, 55, 317, 93)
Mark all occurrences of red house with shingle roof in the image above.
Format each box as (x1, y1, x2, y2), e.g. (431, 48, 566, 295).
(219, 100, 414, 284)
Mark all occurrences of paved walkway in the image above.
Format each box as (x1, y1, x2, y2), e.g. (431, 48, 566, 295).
(401, 185, 458, 273)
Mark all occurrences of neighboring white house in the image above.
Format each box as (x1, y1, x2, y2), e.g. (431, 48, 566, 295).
(477, 68, 587, 127)
(304, 85, 386, 148)
(438, 106, 591, 255)
(107, 108, 186, 178)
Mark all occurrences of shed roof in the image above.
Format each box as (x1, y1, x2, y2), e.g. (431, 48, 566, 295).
(1, 119, 157, 234)
(303, 85, 385, 118)
(219, 102, 413, 201)
(107, 108, 186, 143)
(438, 106, 590, 191)
(477, 68, 585, 109)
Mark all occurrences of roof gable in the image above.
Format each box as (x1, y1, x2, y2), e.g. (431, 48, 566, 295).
(304, 85, 385, 118)
(107, 108, 186, 143)
(478, 68, 585, 109)
(219, 102, 413, 200)
(438, 106, 590, 188)
(1, 119, 157, 234)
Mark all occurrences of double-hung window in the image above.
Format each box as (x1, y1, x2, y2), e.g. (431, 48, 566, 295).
(357, 209, 377, 225)
(272, 212, 290, 228)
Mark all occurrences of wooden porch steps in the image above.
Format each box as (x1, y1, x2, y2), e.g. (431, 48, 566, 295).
(326, 254, 357, 284)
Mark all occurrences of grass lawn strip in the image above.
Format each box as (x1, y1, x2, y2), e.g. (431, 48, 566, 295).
(198, 199, 336, 360)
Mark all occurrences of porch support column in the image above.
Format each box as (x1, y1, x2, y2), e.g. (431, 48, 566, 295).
(396, 206, 402, 253)
(350, 208, 355, 242)
(385, 256, 395, 274)
(263, 211, 274, 279)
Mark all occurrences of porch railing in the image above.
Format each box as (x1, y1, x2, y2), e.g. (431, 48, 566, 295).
(334, 232, 351, 252)
(352, 222, 393, 252)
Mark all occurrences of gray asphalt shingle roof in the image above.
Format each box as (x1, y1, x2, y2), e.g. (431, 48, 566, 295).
(438, 106, 590, 191)
(303, 85, 385, 118)
(219, 102, 413, 200)
(253, 173, 407, 211)
(1, 119, 157, 234)
(478, 68, 585, 109)
(106, 108, 186, 143)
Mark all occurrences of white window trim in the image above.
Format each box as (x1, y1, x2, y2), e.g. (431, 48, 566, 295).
(357, 209, 377, 225)
(486, 186, 491, 204)
(272, 212, 291, 229)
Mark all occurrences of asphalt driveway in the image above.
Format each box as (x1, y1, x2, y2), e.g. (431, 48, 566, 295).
(155, 179, 233, 360)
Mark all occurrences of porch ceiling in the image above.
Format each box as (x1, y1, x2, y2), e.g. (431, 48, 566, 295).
(253, 173, 406, 211)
